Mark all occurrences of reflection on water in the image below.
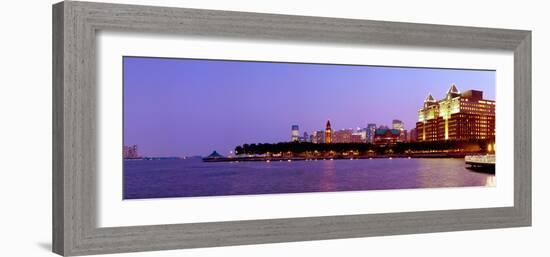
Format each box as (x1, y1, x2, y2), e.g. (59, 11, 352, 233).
(124, 158, 496, 199)
(485, 176, 497, 187)
(415, 158, 485, 188)
(319, 160, 336, 191)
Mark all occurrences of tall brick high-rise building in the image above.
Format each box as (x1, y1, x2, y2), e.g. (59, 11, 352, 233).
(416, 84, 495, 142)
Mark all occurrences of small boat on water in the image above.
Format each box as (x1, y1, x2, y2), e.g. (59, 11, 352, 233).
(465, 154, 495, 173)
(465, 154, 495, 168)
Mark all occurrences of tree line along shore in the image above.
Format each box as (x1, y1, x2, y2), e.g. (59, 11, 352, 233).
(232, 138, 495, 157)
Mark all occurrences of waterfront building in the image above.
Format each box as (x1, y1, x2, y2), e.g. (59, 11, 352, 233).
(300, 132, 309, 142)
(204, 150, 224, 159)
(373, 129, 400, 145)
(401, 129, 408, 142)
(392, 119, 405, 130)
(350, 134, 364, 143)
(313, 130, 325, 144)
(416, 84, 495, 141)
(123, 145, 139, 159)
(333, 129, 353, 143)
(392, 119, 406, 142)
(352, 128, 367, 142)
(291, 125, 299, 142)
(408, 128, 418, 142)
(325, 120, 332, 143)
(366, 123, 377, 143)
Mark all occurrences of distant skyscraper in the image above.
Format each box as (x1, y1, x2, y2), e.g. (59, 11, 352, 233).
(301, 132, 309, 142)
(366, 123, 377, 143)
(392, 119, 406, 142)
(313, 130, 325, 144)
(333, 129, 352, 143)
(325, 120, 332, 144)
(350, 134, 363, 143)
(352, 128, 367, 142)
(409, 128, 418, 142)
(392, 119, 405, 130)
(291, 125, 299, 142)
(123, 145, 139, 159)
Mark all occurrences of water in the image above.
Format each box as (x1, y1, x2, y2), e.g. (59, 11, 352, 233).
(123, 158, 495, 199)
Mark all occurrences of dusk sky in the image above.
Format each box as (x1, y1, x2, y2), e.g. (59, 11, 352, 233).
(123, 57, 495, 157)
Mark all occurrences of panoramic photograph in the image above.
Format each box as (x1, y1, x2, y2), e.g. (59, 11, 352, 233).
(123, 56, 496, 200)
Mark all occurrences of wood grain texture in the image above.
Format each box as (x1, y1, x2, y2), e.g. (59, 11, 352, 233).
(52, 2, 65, 254)
(513, 32, 532, 224)
(52, 1, 532, 256)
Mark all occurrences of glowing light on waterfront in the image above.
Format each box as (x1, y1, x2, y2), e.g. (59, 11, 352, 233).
(485, 176, 496, 187)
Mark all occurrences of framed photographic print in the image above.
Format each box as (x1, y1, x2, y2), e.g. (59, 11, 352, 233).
(52, 1, 531, 256)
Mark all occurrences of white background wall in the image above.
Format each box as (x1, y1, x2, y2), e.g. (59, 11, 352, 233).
(0, 0, 547, 256)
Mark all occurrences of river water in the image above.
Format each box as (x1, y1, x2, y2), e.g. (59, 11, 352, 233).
(123, 158, 495, 199)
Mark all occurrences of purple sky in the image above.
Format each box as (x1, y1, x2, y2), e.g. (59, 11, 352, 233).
(123, 57, 495, 157)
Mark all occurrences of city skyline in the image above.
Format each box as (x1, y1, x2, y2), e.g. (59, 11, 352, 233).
(124, 57, 495, 157)
(287, 119, 404, 144)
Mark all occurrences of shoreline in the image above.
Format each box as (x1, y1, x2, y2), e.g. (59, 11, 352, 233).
(202, 152, 488, 162)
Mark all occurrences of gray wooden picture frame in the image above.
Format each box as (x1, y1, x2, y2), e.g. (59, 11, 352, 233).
(52, 1, 531, 256)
